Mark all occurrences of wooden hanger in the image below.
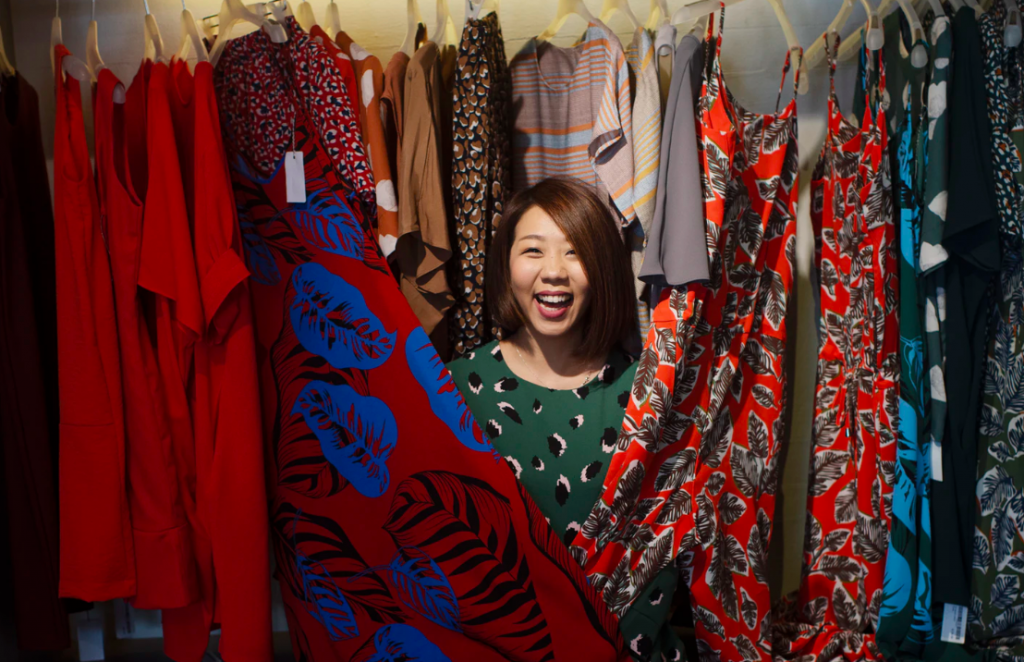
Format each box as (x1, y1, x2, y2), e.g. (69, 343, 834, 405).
(209, 0, 287, 68)
(86, 0, 105, 78)
(51, 1, 91, 81)
(430, 0, 457, 46)
(141, 0, 167, 63)
(0, 21, 14, 78)
(288, 0, 318, 32)
(806, 0, 883, 67)
(400, 0, 424, 55)
(325, 0, 343, 38)
(538, 0, 598, 42)
(176, 1, 209, 63)
(600, 0, 642, 30)
(646, 0, 670, 29)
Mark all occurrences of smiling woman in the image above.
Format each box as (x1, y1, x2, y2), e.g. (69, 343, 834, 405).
(447, 178, 684, 660)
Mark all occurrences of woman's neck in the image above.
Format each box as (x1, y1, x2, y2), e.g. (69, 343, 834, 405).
(502, 326, 604, 390)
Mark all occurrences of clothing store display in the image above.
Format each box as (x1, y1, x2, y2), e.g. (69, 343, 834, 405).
(0, 71, 67, 650)
(932, 5, 1001, 609)
(381, 51, 411, 205)
(970, 1, 1024, 648)
(447, 12, 511, 357)
(161, 59, 272, 662)
(449, 341, 685, 661)
(641, 33, 709, 291)
(335, 31, 400, 255)
(571, 9, 801, 662)
(396, 40, 457, 350)
(510, 21, 636, 226)
(215, 24, 623, 661)
(775, 34, 894, 662)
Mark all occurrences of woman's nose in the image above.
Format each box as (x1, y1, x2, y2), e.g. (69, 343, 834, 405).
(541, 254, 568, 280)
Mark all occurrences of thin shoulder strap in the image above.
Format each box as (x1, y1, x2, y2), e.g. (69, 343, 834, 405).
(775, 45, 802, 113)
(825, 31, 839, 99)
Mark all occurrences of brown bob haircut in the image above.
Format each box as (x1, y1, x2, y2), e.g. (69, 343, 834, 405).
(487, 177, 637, 362)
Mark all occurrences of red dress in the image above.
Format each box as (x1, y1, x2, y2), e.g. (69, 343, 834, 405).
(571, 8, 801, 661)
(54, 45, 135, 601)
(215, 26, 624, 661)
(161, 59, 273, 662)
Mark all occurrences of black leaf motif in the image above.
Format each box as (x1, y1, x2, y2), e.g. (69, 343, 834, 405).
(604, 555, 635, 616)
(722, 534, 749, 576)
(804, 515, 823, 555)
(700, 410, 734, 469)
(633, 531, 675, 600)
(719, 492, 748, 525)
(811, 450, 850, 496)
(633, 345, 660, 401)
(852, 515, 887, 565)
(731, 445, 762, 498)
(740, 589, 759, 630)
(705, 141, 731, 199)
(992, 574, 1021, 611)
(633, 498, 664, 523)
(731, 634, 760, 662)
(748, 523, 768, 585)
(751, 384, 775, 409)
(803, 596, 828, 625)
(610, 461, 646, 524)
(655, 490, 693, 525)
(823, 530, 851, 553)
(815, 554, 861, 582)
(695, 493, 718, 546)
(833, 580, 861, 632)
(748, 412, 769, 459)
(655, 448, 697, 492)
(835, 482, 857, 524)
(707, 472, 727, 495)
(979, 466, 1016, 517)
(695, 605, 727, 638)
(974, 527, 992, 572)
(762, 116, 790, 153)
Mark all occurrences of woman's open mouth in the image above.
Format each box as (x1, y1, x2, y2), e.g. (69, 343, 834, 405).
(535, 292, 573, 320)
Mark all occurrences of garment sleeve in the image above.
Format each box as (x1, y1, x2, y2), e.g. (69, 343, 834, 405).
(590, 30, 637, 226)
(640, 35, 709, 288)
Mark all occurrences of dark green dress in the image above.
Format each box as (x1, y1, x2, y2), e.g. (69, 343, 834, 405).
(449, 341, 685, 661)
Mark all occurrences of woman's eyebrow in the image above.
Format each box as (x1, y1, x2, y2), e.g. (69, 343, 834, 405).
(516, 233, 548, 241)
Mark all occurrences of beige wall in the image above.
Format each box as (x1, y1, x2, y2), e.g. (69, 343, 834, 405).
(5, 0, 872, 608)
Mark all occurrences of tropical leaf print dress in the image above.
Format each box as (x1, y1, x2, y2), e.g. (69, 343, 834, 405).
(214, 24, 625, 662)
(569, 6, 802, 661)
(773, 35, 895, 662)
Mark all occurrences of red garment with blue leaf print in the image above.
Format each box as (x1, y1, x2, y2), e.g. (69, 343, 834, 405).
(215, 26, 625, 662)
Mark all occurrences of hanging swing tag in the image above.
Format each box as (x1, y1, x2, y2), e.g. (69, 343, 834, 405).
(285, 151, 306, 203)
(940, 603, 968, 644)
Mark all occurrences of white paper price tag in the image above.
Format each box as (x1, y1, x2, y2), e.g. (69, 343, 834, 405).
(285, 151, 306, 203)
(931, 440, 943, 482)
(940, 603, 967, 644)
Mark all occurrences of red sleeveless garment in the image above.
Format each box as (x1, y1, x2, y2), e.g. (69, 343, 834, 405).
(571, 7, 801, 661)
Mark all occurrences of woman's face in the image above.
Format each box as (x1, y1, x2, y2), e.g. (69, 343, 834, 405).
(509, 206, 591, 339)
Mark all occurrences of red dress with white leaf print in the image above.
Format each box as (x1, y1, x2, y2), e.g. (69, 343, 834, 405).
(571, 7, 801, 661)
(771, 38, 896, 662)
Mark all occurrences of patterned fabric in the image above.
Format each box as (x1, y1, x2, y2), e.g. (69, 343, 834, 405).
(448, 341, 685, 662)
(510, 21, 636, 226)
(626, 28, 662, 338)
(970, 4, 1024, 649)
(877, 19, 932, 657)
(215, 27, 625, 662)
(333, 31, 400, 254)
(570, 8, 801, 661)
(773, 37, 895, 662)
(448, 12, 511, 357)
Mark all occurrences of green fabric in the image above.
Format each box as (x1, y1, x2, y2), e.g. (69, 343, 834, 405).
(448, 341, 684, 661)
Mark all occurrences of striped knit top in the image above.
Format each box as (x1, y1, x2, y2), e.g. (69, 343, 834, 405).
(510, 22, 636, 226)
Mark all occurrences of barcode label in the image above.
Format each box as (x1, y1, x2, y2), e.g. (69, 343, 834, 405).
(941, 603, 967, 644)
(931, 441, 943, 482)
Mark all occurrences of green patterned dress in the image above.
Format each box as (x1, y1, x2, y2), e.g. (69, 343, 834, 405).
(449, 341, 685, 661)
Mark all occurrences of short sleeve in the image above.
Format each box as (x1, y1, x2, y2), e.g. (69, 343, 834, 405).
(588, 26, 636, 226)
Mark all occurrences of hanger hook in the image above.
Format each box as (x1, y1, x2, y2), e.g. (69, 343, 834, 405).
(92, 0, 97, 21)
(143, 0, 151, 15)
(181, 0, 186, 9)
(55, 0, 59, 19)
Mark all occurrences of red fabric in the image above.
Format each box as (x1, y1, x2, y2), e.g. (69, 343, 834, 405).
(54, 45, 136, 601)
(160, 60, 273, 662)
(102, 66, 199, 611)
(310, 25, 361, 127)
(215, 28, 626, 661)
(0, 71, 68, 650)
(570, 10, 801, 661)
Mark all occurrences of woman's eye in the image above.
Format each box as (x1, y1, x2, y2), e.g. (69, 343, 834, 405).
(523, 247, 542, 255)
(566, 249, 577, 256)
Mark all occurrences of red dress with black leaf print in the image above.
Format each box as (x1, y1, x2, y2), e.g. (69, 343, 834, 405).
(571, 7, 801, 662)
(215, 27, 625, 662)
(772, 39, 895, 662)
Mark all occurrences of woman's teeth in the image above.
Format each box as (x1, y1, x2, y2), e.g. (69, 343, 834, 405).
(536, 293, 572, 307)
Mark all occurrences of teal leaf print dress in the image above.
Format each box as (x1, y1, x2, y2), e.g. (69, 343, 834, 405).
(449, 341, 685, 662)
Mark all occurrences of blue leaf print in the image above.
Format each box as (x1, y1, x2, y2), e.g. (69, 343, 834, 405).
(292, 381, 396, 498)
(290, 262, 396, 370)
(297, 548, 360, 641)
(240, 218, 281, 285)
(404, 327, 497, 458)
(361, 624, 452, 662)
(383, 547, 461, 631)
(879, 539, 912, 617)
(280, 180, 365, 259)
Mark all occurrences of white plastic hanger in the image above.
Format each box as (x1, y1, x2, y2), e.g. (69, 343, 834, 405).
(430, 0, 457, 46)
(465, 0, 499, 22)
(538, 0, 598, 42)
(325, 0, 343, 38)
(646, 0, 670, 29)
(176, 1, 209, 63)
(0, 22, 14, 78)
(51, 1, 91, 81)
(600, 0, 642, 30)
(400, 0, 424, 55)
(142, 0, 167, 63)
(839, 0, 926, 64)
(1004, 0, 1022, 47)
(806, 0, 883, 67)
(288, 0, 318, 32)
(209, 0, 287, 68)
(86, 0, 105, 78)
